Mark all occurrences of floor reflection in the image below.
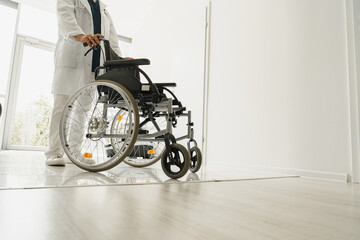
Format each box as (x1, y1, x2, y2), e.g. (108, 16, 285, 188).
(62, 168, 164, 186)
(0, 150, 293, 189)
(0, 150, 205, 188)
(61, 167, 201, 187)
(63, 172, 118, 186)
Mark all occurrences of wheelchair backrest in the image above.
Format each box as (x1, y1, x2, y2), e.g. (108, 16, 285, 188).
(96, 40, 142, 94)
(96, 40, 163, 103)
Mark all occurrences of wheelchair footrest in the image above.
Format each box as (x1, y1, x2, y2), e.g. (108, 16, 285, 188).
(129, 145, 154, 159)
(106, 145, 155, 159)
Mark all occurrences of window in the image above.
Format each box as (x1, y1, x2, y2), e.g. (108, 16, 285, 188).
(1, 3, 57, 150)
(0, 0, 18, 149)
(118, 35, 133, 57)
(17, 4, 58, 43)
(9, 40, 54, 148)
(0, 1, 18, 96)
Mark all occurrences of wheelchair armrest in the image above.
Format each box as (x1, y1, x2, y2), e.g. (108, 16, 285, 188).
(104, 58, 150, 67)
(154, 83, 177, 88)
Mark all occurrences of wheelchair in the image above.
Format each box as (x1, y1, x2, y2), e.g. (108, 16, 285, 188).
(59, 39, 202, 179)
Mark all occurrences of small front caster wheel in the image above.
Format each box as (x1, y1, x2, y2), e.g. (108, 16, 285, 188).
(189, 146, 202, 173)
(161, 143, 190, 179)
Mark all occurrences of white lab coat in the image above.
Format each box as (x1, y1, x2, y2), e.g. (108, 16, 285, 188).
(52, 0, 122, 95)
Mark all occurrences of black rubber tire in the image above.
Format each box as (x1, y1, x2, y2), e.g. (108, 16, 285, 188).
(161, 143, 190, 179)
(189, 146, 202, 173)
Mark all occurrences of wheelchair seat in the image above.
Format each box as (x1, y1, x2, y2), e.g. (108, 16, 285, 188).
(104, 58, 150, 67)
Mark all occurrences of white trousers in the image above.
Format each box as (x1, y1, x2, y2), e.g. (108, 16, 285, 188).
(44, 94, 70, 159)
(45, 73, 95, 160)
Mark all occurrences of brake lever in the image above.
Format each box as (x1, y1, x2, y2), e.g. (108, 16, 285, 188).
(84, 44, 102, 56)
(84, 48, 93, 56)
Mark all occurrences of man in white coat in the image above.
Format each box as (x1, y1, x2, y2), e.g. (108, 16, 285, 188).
(45, 0, 122, 166)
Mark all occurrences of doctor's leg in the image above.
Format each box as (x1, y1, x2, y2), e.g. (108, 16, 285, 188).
(44, 94, 70, 164)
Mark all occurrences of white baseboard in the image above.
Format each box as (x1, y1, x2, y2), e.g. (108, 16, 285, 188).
(245, 165, 349, 182)
(207, 163, 350, 182)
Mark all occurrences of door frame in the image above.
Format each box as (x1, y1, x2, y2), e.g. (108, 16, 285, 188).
(347, 0, 360, 183)
(2, 34, 55, 151)
(201, 1, 211, 167)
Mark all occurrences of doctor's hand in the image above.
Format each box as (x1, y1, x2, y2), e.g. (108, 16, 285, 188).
(76, 34, 104, 48)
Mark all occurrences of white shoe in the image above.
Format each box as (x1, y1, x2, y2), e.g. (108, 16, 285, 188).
(46, 154, 66, 166)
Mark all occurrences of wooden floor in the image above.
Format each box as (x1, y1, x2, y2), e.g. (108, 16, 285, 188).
(0, 177, 359, 240)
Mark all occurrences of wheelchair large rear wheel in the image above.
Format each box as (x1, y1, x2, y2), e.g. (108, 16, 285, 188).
(111, 112, 167, 167)
(59, 80, 139, 172)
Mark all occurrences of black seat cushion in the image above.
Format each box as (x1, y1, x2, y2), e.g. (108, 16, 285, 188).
(104, 59, 150, 68)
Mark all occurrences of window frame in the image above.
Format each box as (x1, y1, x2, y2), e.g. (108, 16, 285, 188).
(2, 35, 55, 151)
(0, 0, 19, 150)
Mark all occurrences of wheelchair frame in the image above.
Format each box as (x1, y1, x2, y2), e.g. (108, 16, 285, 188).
(59, 39, 202, 179)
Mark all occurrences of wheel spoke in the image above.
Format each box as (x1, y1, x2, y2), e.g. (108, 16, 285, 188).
(60, 81, 139, 171)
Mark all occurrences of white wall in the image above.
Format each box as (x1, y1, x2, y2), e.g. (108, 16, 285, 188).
(207, 0, 352, 178)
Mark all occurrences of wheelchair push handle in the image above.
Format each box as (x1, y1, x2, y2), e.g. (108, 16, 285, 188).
(83, 37, 104, 56)
(83, 37, 105, 48)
